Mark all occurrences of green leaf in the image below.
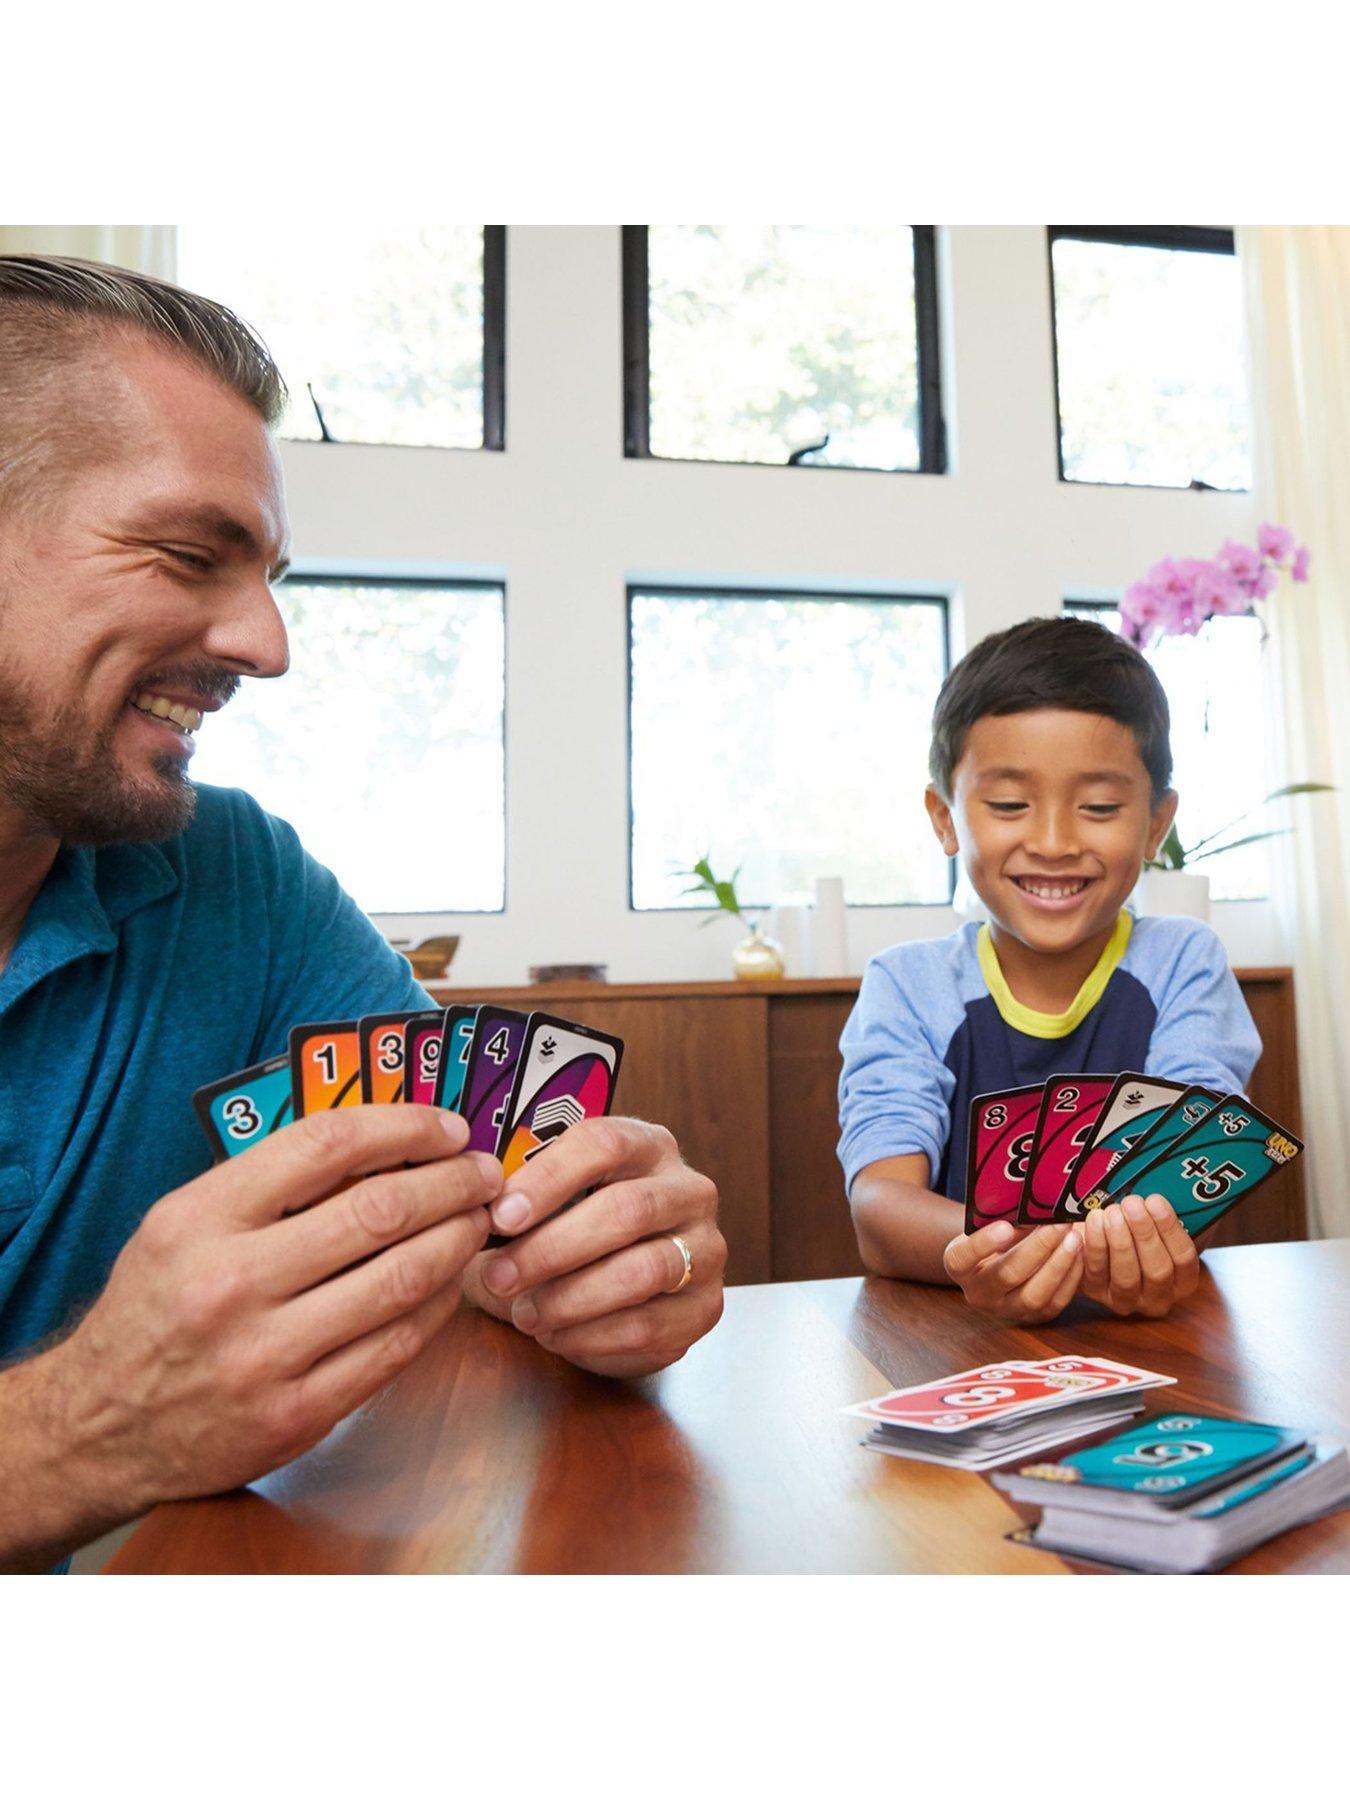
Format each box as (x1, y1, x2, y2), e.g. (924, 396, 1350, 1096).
(1151, 822, 1186, 870)
(1187, 827, 1294, 864)
(1264, 782, 1336, 799)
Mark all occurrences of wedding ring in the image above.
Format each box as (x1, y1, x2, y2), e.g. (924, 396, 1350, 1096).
(666, 1233, 694, 1294)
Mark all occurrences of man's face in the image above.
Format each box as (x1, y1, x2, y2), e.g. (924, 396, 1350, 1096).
(926, 709, 1178, 955)
(0, 335, 291, 845)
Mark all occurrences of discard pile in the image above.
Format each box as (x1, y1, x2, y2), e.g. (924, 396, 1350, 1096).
(193, 1006, 624, 1177)
(845, 1356, 1176, 1473)
(965, 1072, 1303, 1236)
(995, 1413, 1350, 1572)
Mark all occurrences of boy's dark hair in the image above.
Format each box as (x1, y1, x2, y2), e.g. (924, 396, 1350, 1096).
(929, 617, 1173, 803)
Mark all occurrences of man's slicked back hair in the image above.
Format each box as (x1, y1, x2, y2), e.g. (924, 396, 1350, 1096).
(0, 254, 286, 509)
(929, 616, 1173, 804)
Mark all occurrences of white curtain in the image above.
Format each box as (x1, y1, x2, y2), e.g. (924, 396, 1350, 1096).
(1238, 226, 1350, 1239)
(0, 224, 174, 276)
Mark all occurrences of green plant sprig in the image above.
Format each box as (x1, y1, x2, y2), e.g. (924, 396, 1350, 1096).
(1146, 782, 1334, 872)
(678, 855, 758, 929)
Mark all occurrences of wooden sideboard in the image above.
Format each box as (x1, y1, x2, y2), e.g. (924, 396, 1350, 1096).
(429, 970, 1305, 1286)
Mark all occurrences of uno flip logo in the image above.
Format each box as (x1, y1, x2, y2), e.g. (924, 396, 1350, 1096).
(1265, 1131, 1300, 1163)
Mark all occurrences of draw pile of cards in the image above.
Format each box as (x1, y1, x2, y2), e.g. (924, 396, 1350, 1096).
(846, 1356, 1175, 1472)
(193, 1005, 624, 1176)
(965, 1071, 1304, 1236)
(995, 1412, 1350, 1573)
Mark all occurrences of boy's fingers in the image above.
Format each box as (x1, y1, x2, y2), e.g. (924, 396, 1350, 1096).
(945, 1219, 1017, 1277)
(1082, 1207, 1110, 1284)
(1120, 1195, 1174, 1289)
(1036, 1249, 1086, 1321)
(1105, 1203, 1143, 1305)
(991, 1223, 1072, 1290)
(1017, 1227, 1082, 1312)
(1144, 1194, 1199, 1266)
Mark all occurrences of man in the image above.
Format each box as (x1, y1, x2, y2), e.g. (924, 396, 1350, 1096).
(0, 255, 726, 1572)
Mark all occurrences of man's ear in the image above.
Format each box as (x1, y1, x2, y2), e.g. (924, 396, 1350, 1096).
(1145, 788, 1180, 861)
(925, 784, 959, 857)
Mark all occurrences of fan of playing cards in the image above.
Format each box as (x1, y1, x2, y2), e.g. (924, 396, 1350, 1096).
(965, 1071, 1304, 1238)
(193, 1005, 625, 1176)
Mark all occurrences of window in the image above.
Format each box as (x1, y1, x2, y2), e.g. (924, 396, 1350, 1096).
(191, 578, 506, 912)
(1063, 601, 1268, 900)
(624, 226, 944, 472)
(175, 225, 505, 449)
(1049, 227, 1250, 490)
(628, 587, 950, 910)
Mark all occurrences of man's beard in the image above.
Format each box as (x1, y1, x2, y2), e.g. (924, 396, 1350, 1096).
(0, 657, 238, 847)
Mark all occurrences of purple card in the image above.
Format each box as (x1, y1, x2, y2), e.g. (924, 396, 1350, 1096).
(459, 1006, 530, 1152)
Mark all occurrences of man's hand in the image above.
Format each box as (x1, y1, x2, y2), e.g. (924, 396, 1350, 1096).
(1078, 1194, 1200, 1318)
(462, 1117, 726, 1378)
(942, 1219, 1084, 1324)
(6, 1105, 496, 1564)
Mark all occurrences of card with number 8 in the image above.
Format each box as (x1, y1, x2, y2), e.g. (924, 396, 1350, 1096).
(964, 1085, 1044, 1234)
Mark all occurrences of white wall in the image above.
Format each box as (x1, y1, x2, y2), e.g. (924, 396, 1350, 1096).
(278, 226, 1283, 985)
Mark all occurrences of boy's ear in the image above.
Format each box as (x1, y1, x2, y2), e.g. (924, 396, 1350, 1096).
(925, 784, 959, 857)
(1145, 788, 1181, 860)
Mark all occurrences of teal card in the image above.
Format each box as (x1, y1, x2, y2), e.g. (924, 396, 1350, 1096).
(1084, 1085, 1220, 1209)
(1029, 1412, 1306, 1505)
(433, 1004, 480, 1112)
(193, 1054, 294, 1162)
(1107, 1095, 1303, 1235)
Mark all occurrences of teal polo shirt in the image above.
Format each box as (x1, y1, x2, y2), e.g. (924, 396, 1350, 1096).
(0, 784, 426, 1363)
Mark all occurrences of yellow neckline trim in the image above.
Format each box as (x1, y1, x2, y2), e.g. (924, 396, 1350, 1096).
(977, 911, 1133, 1040)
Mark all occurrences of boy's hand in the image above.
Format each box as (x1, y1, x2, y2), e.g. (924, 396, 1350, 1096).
(1078, 1193, 1200, 1318)
(942, 1219, 1083, 1324)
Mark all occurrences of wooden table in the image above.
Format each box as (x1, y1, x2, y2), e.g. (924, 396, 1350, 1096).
(106, 1239, 1350, 1575)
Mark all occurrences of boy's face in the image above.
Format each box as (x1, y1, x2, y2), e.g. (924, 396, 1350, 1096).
(926, 708, 1178, 954)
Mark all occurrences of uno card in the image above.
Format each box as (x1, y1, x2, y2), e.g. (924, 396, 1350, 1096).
(459, 1006, 531, 1153)
(432, 1004, 480, 1113)
(193, 1055, 293, 1162)
(1013, 1413, 1307, 1506)
(845, 1355, 1171, 1434)
(1097, 1094, 1303, 1235)
(403, 1010, 450, 1105)
(1054, 1073, 1189, 1218)
(964, 1085, 1044, 1233)
(358, 1011, 422, 1105)
(497, 1014, 625, 1177)
(1078, 1084, 1220, 1210)
(289, 1020, 362, 1116)
(1016, 1075, 1115, 1225)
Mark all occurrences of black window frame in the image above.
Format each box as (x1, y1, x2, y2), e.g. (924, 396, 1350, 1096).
(622, 226, 947, 475)
(482, 225, 507, 452)
(1047, 225, 1245, 493)
(271, 570, 510, 915)
(625, 582, 954, 913)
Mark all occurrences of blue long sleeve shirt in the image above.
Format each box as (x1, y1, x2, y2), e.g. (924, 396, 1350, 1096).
(837, 910, 1261, 1202)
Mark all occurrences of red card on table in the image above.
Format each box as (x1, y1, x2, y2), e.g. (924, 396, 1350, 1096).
(845, 1356, 1172, 1434)
(963, 1085, 1044, 1233)
(1016, 1074, 1115, 1226)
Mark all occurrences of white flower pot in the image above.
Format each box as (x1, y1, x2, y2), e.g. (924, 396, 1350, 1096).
(1137, 869, 1211, 921)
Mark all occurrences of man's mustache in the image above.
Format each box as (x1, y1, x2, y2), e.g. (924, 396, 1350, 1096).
(135, 662, 241, 709)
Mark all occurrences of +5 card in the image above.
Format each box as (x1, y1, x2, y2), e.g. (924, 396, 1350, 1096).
(1100, 1095, 1303, 1236)
(1016, 1074, 1115, 1226)
(358, 1011, 422, 1105)
(193, 1054, 294, 1162)
(1080, 1084, 1220, 1210)
(459, 1006, 530, 1153)
(497, 1014, 625, 1177)
(290, 1020, 362, 1116)
(1054, 1072, 1188, 1218)
(432, 1004, 480, 1113)
(964, 1085, 1044, 1234)
(403, 1010, 450, 1105)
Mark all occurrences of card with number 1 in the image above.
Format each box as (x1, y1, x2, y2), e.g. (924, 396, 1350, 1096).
(289, 1020, 362, 1117)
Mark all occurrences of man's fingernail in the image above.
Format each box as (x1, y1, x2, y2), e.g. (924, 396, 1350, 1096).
(1124, 1195, 1147, 1222)
(482, 1257, 519, 1296)
(492, 1195, 531, 1232)
(1145, 1194, 1170, 1220)
(512, 1297, 539, 1332)
(438, 1110, 467, 1140)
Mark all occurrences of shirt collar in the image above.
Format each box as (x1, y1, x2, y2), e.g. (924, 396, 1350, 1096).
(0, 838, 179, 1015)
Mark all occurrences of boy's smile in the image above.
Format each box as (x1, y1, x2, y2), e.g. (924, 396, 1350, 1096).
(927, 708, 1178, 995)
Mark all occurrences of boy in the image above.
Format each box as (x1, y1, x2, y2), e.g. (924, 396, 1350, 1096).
(837, 617, 1260, 1323)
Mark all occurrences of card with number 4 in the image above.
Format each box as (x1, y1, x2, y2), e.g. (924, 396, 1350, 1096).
(459, 1006, 530, 1153)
